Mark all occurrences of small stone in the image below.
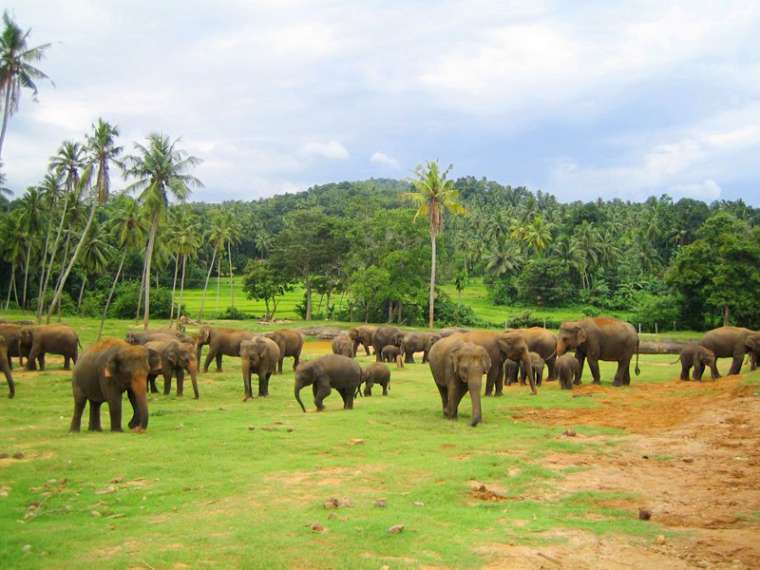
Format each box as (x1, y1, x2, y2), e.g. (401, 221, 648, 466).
(110, 476, 124, 484)
(413, 501, 425, 507)
(374, 499, 387, 508)
(248, 426, 256, 431)
(349, 438, 365, 445)
(323, 498, 339, 509)
(0, 453, 8, 459)
(642, 455, 650, 459)
(682, 457, 694, 464)
(287, 428, 294, 432)
(310, 523, 325, 533)
(638, 508, 652, 521)
(563, 429, 576, 437)
(22, 544, 31, 553)
(388, 524, 405, 534)
(12, 452, 24, 459)
(337, 498, 352, 508)
(95, 485, 117, 495)
(91, 510, 102, 517)
(655, 535, 667, 545)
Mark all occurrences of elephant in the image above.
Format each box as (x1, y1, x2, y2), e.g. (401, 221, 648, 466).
(126, 329, 193, 346)
(240, 336, 281, 399)
(331, 334, 355, 358)
(525, 352, 545, 387)
(196, 326, 254, 373)
(0, 323, 29, 368)
(21, 324, 80, 371)
(698, 327, 760, 376)
(556, 317, 640, 386)
(555, 354, 580, 390)
(439, 327, 469, 338)
(0, 335, 15, 398)
(428, 337, 492, 427)
(508, 327, 557, 381)
(70, 339, 162, 433)
(144, 339, 199, 398)
(294, 354, 362, 412)
(348, 325, 376, 356)
(380, 345, 402, 363)
(450, 331, 534, 396)
(372, 326, 404, 362)
(359, 362, 391, 396)
(676, 343, 717, 381)
(264, 329, 304, 374)
(400, 332, 440, 364)
(504, 358, 519, 385)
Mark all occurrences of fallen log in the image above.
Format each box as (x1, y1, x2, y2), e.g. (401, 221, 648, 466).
(639, 340, 689, 354)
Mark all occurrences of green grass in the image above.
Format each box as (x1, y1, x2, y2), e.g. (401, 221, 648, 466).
(0, 313, 731, 569)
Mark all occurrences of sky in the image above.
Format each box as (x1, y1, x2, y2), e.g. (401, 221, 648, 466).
(3, 0, 760, 204)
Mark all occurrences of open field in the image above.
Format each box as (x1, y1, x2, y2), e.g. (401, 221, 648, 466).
(1, 316, 759, 568)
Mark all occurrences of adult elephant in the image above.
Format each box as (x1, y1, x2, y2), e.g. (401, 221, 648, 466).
(428, 336, 492, 426)
(0, 323, 29, 369)
(510, 327, 557, 381)
(699, 326, 760, 376)
(196, 326, 254, 373)
(401, 332, 440, 364)
(21, 324, 79, 371)
(264, 329, 304, 374)
(331, 334, 355, 358)
(70, 339, 161, 433)
(294, 354, 362, 412)
(556, 317, 640, 386)
(240, 336, 281, 399)
(144, 339, 199, 398)
(348, 325, 376, 356)
(0, 335, 15, 398)
(451, 331, 534, 396)
(126, 329, 193, 346)
(372, 326, 404, 362)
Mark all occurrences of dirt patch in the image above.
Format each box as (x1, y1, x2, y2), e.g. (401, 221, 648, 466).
(468, 480, 509, 502)
(301, 340, 333, 357)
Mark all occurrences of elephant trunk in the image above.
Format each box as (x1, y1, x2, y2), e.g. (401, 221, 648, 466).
(522, 353, 537, 394)
(556, 339, 567, 356)
(188, 360, 199, 399)
(131, 378, 149, 431)
(468, 377, 482, 427)
(295, 382, 306, 412)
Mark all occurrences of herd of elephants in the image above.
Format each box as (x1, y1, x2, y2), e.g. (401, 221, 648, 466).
(0, 317, 759, 429)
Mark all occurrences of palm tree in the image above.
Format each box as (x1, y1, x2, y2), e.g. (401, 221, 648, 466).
(199, 211, 224, 320)
(123, 134, 201, 330)
(512, 215, 553, 254)
(47, 120, 122, 320)
(76, 222, 112, 310)
(34, 172, 61, 313)
(0, 12, 52, 159)
(2, 212, 23, 308)
(405, 161, 464, 328)
(208, 213, 232, 314)
(218, 209, 241, 308)
(17, 186, 43, 306)
(97, 196, 146, 339)
(172, 210, 200, 321)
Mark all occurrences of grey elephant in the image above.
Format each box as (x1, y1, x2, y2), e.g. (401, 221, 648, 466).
(400, 332, 440, 364)
(20, 324, 80, 371)
(698, 326, 760, 376)
(359, 362, 391, 396)
(555, 354, 580, 390)
(524, 351, 545, 387)
(372, 326, 404, 362)
(294, 354, 362, 412)
(0, 323, 28, 368)
(264, 329, 304, 374)
(556, 317, 640, 386)
(428, 336, 492, 427)
(126, 329, 193, 346)
(348, 325, 376, 356)
(331, 334, 355, 358)
(196, 326, 254, 372)
(380, 345, 402, 364)
(675, 343, 717, 381)
(0, 335, 15, 398)
(509, 327, 557, 381)
(240, 336, 281, 399)
(144, 339, 199, 398)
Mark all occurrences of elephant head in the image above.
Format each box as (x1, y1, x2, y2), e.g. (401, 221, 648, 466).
(293, 360, 327, 412)
(496, 331, 535, 394)
(197, 326, 213, 345)
(348, 329, 359, 341)
(105, 345, 155, 432)
(19, 326, 34, 347)
(448, 341, 491, 426)
(744, 333, 760, 367)
(698, 346, 716, 368)
(557, 322, 587, 356)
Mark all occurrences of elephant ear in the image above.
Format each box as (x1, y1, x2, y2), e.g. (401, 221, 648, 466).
(479, 350, 492, 374)
(167, 345, 180, 366)
(104, 353, 120, 381)
(313, 362, 330, 384)
(146, 347, 162, 373)
(447, 344, 464, 376)
(576, 327, 588, 344)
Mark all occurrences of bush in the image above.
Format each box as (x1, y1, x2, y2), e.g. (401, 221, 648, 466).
(505, 311, 562, 330)
(78, 294, 104, 317)
(486, 277, 518, 306)
(433, 291, 488, 328)
(515, 258, 576, 307)
(31, 290, 76, 315)
(581, 306, 601, 317)
(109, 281, 174, 319)
(219, 306, 248, 320)
(630, 292, 681, 332)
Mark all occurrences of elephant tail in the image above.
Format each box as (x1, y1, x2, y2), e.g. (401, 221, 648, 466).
(635, 339, 641, 376)
(294, 385, 306, 413)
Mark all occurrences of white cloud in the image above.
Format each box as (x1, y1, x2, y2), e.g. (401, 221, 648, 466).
(671, 179, 722, 201)
(301, 140, 349, 160)
(370, 151, 399, 169)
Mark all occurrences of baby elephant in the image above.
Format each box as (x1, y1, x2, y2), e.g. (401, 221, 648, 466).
(360, 363, 391, 396)
(0, 335, 15, 398)
(555, 354, 580, 390)
(678, 343, 718, 381)
(331, 335, 355, 358)
(523, 352, 545, 387)
(294, 354, 362, 412)
(240, 336, 281, 399)
(381, 345, 401, 363)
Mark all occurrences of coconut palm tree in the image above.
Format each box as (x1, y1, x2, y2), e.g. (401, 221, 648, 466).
(97, 196, 146, 339)
(76, 222, 112, 310)
(123, 134, 201, 330)
(512, 215, 553, 255)
(17, 186, 43, 306)
(404, 160, 464, 328)
(2, 211, 23, 308)
(0, 12, 52, 159)
(171, 209, 200, 321)
(199, 211, 225, 320)
(47, 119, 122, 320)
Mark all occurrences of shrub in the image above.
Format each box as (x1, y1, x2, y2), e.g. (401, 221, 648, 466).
(31, 290, 76, 315)
(630, 292, 681, 332)
(219, 306, 248, 320)
(515, 258, 576, 307)
(505, 311, 562, 330)
(109, 281, 174, 318)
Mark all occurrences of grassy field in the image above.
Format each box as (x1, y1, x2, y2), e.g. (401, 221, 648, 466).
(0, 314, 744, 568)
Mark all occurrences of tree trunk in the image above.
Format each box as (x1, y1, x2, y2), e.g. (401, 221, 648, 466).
(387, 300, 393, 323)
(4, 264, 16, 310)
(364, 304, 369, 323)
(199, 248, 217, 320)
(143, 213, 160, 330)
(0, 84, 12, 160)
(179, 253, 187, 318)
(228, 240, 234, 308)
(37, 196, 69, 320)
(48, 201, 98, 322)
(723, 304, 730, 327)
(305, 279, 313, 321)
(77, 276, 87, 311)
(135, 258, 146, 321)
(429, 229, 437, 328)
(216, 255, 221, 313)
(271, 297, 279, 321)
(169, 254, 180, 325)
(36, 226, 51, 311)
(97, 251, 126, 341)
(22, 241, 32, 307)
(398, 302, 403, 324)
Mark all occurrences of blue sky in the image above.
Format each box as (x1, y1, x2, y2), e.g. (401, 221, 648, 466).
(4, 0, 760, 204)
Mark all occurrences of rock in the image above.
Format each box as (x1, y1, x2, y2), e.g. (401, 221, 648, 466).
(638, 508, 652, 521)
(655, 535, 667, 545)
(374, 499, 387, 508)
(349, 438, 365, 445)
(91, 510, 102, 517)
(12, 452, 24, 459)
(22, 544, 31, 553)
(323, 498, 339, 509)
(248, 426, 256, 431)
(95, 485, 117, 495)
(563, 429, 577, 437)
(310, 523, 325, 533)
(682, 457, 694, 464)
(110, 476, 124, 484)
(388, 524, 405, 534)
(413, 501, 425, 507)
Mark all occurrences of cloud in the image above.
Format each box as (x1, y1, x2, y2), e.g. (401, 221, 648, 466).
(301, 140, 350, 160)
(370, 151, 399, 169)
(671, 179, 722, 201)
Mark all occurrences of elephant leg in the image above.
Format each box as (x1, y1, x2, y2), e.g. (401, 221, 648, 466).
(203, 350, 215, 373)
(176, 369, 185, 396)
(405, 351, 415, 364)
(88, 401, 103, 431)
(163, 371, 172, 395)
(574, 352, 586, 384)
(680, 362, 690, 381)
(258, 373, 269, 397)
(729, 354, 743, 375)
(215, 353, 223, 372)
(277, 358, 284, 374)
(70, 395, 87, 432)
(588, 358, 601, 384)
(27, 343, 39, 371)
(494, 362, 505, 396)
(343, 388, 355, 410)
(692, 360, 704, 381)
(382, 381, 388, 396)
(108, 396, 123, 432)
(446, 381, 467, 419)
(38, 352, 46, 371)
(623, 357, 632, 385)
(314, 380, 331, 411)
(126, 389, 139, 429)
(243, 370, 252, 400)
(148, 374, 158, 394)
(614, 357, 630, 386)
(64, 355, 70, 370)
(436, 383, 449, 415)
(293, 353, 301, 371)
(422, 350, 429, 363)
(546, 356, 557, 380)
(363, 381, 373, 397)
(364, 343, 371, 357)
